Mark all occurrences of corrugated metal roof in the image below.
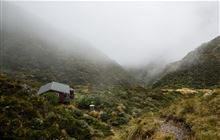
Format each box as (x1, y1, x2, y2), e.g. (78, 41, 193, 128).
(37, 82, 70, 95)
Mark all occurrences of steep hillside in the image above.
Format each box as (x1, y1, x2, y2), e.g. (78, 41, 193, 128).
(0, 33, 134, 86)
(153, 36, 220, 88)
(0, 3, 135, 86)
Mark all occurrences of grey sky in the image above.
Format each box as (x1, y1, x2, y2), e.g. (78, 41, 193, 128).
(8, 1, 220, 66)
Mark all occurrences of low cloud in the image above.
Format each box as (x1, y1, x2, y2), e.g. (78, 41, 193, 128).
(2, 1, 219, 67)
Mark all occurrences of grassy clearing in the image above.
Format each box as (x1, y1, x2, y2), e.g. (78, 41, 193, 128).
(107, 88, 220, 140)
(160, 88, 220, 140)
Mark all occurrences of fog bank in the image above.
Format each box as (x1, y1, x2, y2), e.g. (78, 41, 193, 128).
(1, 1, 219, 67)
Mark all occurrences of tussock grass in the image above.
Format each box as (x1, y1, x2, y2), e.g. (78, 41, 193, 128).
(160, 89, 220, 140)
(127, 113, 161, 140)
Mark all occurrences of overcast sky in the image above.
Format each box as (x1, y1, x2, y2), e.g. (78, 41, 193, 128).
(6, 1, 220, 67)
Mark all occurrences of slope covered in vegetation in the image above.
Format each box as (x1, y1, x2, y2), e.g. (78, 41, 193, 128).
(0, 73, 113, 139)
(0, 3, 136, 86)
(1, 3, 219, 140)
(108, 88, 220, 140)
(0, 73, 182, 140)
(160, 89, 220, 139)
(154, 36, 220, 88)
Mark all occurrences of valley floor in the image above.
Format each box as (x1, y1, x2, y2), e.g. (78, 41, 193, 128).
(1, 74, 219, 140)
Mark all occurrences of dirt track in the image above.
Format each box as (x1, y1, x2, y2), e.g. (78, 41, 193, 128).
(159, 120, 191, 140)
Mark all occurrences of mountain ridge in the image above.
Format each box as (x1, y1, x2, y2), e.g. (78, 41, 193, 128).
(0, 3, 137, 86)
(153, 36, 220, 88)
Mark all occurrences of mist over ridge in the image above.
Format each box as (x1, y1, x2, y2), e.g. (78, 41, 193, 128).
(1, 2, 220, 140)
(1, 2, 137, 86)
(1, 1, 219, 86)
(1, 1, 219, 67)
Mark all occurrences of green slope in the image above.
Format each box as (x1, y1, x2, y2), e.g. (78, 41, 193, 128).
(153, 36, 220, 88)
(0, 3, 136, 87)
(0, 35, 134, 86)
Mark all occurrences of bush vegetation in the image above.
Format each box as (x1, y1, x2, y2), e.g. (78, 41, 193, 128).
(0, 73, 183, 140)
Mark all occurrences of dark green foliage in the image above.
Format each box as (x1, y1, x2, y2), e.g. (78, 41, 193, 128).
(0, 73, 184, 139)
(0, 74, 112, 140)
(77, 94, 102, 109)
(100, 112, 111, 122)
(81, 115, 112, 136)
(111, 114, 129, 126)
(42, 92, 59, 105)
(0, 95, 69, 139)
(55, 111, 92, 139)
